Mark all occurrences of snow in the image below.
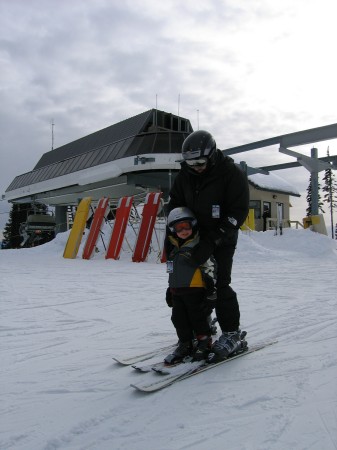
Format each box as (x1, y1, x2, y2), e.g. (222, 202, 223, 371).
(1, 225, 337, 450)
(248, 172, 300, 196)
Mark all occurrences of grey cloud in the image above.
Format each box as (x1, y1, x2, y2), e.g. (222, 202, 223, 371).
(1, 0, 336, 230)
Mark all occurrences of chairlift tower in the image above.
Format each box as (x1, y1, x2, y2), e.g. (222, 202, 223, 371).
(224, 123, 337, 218)
(279, 146, 334, 216)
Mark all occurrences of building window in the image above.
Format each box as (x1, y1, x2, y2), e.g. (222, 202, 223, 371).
(263, 201, 271, 217)
(262, 202, 271, 231)
(249, 200, 261, 219)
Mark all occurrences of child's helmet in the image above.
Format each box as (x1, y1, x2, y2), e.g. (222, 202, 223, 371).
(167, 207, 197, 232)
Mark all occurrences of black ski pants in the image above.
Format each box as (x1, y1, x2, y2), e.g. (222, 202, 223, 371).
(171, 289, 211, 343)
(213, 233, 240, 332)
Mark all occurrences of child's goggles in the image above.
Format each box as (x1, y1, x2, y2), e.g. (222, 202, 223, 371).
(174, 221, 192, 232)
(185, 157, 208, 167)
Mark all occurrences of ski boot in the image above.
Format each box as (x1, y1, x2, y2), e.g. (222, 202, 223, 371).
(207, 330, 247, 364)
(164, 340, 193, 365)
(192, 335, 212, 362)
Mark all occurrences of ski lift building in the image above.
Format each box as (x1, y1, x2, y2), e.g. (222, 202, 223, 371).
(4, 109, 301, 233)
(247, 172, 300, 231)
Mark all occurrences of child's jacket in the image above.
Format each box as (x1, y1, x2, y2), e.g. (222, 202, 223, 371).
(166, 233, 205, 289)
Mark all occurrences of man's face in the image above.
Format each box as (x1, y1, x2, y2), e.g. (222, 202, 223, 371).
(185, 157, 208, 173)
(192, 165, 207, 174)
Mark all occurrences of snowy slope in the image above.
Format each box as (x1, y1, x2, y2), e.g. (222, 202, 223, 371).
(1, 227, 336, 450)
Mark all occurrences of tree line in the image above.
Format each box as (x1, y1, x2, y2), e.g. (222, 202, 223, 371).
(306, 148, 337, 239)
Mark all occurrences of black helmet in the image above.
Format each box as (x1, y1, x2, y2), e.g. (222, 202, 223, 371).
(167, 207, 197, 233)
(182, 130, 217, 165)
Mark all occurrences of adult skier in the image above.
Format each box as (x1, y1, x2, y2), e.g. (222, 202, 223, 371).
(167, 130, 249, 362)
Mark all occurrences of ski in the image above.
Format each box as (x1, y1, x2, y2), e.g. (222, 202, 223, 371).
(106, 196, 134, 260)
(151, 357, 193, 375)
(113, 343, 177, 366)
(132, 361, 169, 373)
(132, 192, 162, 262)
(82, 197, 110, 259)
(63, 197, 92, 259)
(130, 340, 277, 393)
(131, 321, 219, 372)
(132, 356, 192, 373)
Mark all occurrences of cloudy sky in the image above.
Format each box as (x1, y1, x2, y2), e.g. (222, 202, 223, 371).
(1, 0, 337, 230)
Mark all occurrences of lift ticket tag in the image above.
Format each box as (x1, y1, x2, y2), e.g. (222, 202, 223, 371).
(212, 205, 220, 218)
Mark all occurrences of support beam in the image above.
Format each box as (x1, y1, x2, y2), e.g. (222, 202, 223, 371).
(239, 161, 269, 175)
(259, 155, 337, 172)
(55, 206, 68, 234)
(279, 146, 336, 216)
(279, 147, 335, 172)
(223, 123, 337, 155)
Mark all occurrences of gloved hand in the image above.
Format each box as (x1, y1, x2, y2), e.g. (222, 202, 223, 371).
(208, 228, 227, 246)
(187, 228, 237, 266)
(189, 239, 215, 266)
(166, 287, 173, 308)
(208, 227, 237, 247)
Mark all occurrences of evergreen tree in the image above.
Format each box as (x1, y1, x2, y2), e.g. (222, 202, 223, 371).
(322, 149, 337, 238)
(3, 203, 32, 248)
(306, 177, 312, 216)
(306, 174, 325, 216)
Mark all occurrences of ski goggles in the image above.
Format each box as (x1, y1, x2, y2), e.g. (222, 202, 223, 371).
(173, 221, 193, 232)
(185, 157, 208, 167)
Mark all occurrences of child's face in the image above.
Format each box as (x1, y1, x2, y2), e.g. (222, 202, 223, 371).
(176, 228, 192, 239)
(174, 221, 193, 239)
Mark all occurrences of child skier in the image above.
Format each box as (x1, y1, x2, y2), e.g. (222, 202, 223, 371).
(164, 207, 217, 364)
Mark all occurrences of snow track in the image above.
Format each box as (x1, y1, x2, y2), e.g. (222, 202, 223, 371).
(1, 228, 336, 449)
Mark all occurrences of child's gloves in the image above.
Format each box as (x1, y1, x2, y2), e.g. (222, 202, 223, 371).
(165, 287, 173, 307)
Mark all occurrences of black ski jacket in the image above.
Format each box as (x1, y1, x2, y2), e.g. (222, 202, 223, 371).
(166, 233, 205, 289)
(168, 150, 249, 242)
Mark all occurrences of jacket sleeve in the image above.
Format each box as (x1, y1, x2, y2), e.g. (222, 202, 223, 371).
(221, 163, 249, 230)
(204, 163, 249, 247)
(164, 233, 174, 258)
(167, 172, 186, 213)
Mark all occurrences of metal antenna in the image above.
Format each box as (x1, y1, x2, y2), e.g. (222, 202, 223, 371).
(155, 94, 158, 126)
(178, 93, 180, 117)
(197, 109, 199, 130)
(51, 118, 55, 150)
